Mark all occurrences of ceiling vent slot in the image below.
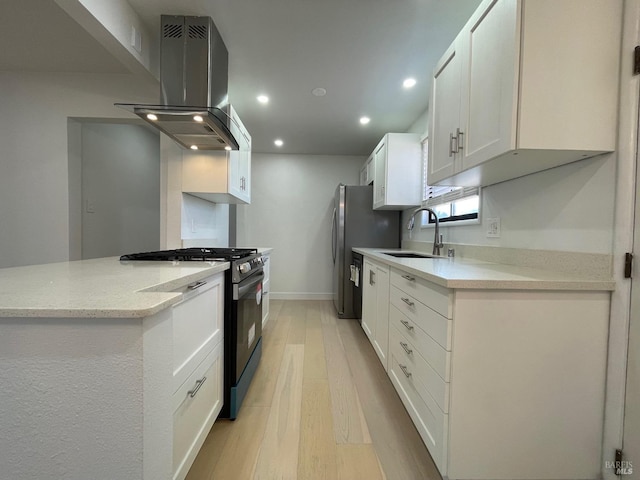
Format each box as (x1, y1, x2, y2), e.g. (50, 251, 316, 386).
(188, 25, 208, 39)
(163, 24, 183, 38)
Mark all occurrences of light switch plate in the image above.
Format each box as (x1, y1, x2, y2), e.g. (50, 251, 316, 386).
(486, 217, 501, 238)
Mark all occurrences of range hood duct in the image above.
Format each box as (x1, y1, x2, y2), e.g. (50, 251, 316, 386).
(117, 15, 239, 151)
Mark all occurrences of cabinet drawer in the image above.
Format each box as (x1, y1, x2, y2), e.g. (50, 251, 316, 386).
(390, 305, 450, 382)
(172, 273, 224, 392)
(390, 325, 449, 413)
(390, 285, 452, 350)
(389, 350, 448, 475)
(173, 342, 223, 480)
(391, 268, 452, 318)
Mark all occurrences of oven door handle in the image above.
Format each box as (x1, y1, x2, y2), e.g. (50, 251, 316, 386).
(233, 271, 265, 301)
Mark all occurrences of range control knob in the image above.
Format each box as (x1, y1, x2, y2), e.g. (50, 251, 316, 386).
(239, 262, 251, 274)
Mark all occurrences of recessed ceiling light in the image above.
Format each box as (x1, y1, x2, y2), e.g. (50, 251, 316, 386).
(359, 116, 371, 125)
(190, 145, 198, 150)
(193, 115, 204, 122)
(274, 139, 284, 147)
(146, 113, 158, 121)
(311, 87, 327, 97)
(403, 78, 417, 89)
(224, 146, 232, 151)
(257, 95, 269, 104)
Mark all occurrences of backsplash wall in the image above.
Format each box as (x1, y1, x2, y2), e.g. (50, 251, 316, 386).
(402, 110, 616, 255)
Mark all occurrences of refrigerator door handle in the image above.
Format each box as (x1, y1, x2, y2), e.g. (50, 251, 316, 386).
(331, 207, 337, 263)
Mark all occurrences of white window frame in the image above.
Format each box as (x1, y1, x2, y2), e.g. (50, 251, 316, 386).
(420, 135, 481, 228)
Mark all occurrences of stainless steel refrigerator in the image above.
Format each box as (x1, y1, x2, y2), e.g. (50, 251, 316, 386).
(332, 184, 400, 318)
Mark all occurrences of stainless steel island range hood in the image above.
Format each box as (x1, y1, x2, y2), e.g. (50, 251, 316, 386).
(117, 15, 239, 151)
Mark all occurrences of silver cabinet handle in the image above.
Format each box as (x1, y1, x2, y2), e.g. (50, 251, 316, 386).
(401, 274, 415, 282)
(399, 364, 412, 378)
(400, 319, 414, 331)
(401, 297, 415, 307)
(456, 128, 464, 152)
(400, 342, 413, 355)
(188, 376, 207, 398)
(370, 270, 376, 285)
(188, 280, 207, 290)
(449, 132, 455, 157)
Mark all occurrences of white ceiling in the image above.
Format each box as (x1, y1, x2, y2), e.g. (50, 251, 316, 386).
(0, 0, 128, 74)
(0, 0, 482, 155)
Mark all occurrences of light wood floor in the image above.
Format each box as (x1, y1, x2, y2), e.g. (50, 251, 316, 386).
(186, 300, 442, 480)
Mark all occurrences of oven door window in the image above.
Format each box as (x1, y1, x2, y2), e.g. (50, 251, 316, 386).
(235, 270, 264, 379)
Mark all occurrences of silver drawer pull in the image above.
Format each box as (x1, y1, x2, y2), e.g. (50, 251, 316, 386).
(188, 280, 207, 290)
(399, 364, 412, 378)
(400, 342, 413, 355)
(401, 297, 415, 307)
(401, 274, 415, 282)
(188, 376, 207, 398)
(400, 319, 414, 331)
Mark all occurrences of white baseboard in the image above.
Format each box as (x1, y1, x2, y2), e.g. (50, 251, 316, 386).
(270, 292, 333, 301)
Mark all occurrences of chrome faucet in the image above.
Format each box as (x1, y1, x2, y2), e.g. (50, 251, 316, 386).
(407, 207, 444, 256)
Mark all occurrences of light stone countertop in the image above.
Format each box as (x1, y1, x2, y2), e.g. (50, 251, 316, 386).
(0, 257, 229, 318)
(353, 248, 615, 291)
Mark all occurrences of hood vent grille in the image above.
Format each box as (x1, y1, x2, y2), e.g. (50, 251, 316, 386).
(116, 15, 239, 151)
(189, 25, 208, 39)
(163, 23, 183, 38)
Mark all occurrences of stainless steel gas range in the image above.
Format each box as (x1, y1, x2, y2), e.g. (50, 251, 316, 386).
(120, 247, 264, 420)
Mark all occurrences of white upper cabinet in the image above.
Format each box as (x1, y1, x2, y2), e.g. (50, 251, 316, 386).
(181, 105, 252, 204)
(428, 37, 463, 183)
(428, 0, 621, 187)
(227, 106, 251, 203)
(360, 154, 374, 186)
(372, 133, 422, 210)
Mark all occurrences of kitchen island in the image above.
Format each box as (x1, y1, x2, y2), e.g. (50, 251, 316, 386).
(0, 257, 229, 480)
(354, 247, 614, 480)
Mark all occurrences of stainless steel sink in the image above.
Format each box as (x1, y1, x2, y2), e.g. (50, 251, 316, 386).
(381, 252, 435, 259)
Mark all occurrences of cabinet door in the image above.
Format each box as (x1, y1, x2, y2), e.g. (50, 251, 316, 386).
(365, 156, 374, 185)
(228, 106, 251, 203)
(359, 164, 368, 186)
(372, 265, 390, 371)
(428, 37, 463, 185)
(238, 130, 251, 203)
(459, 0, 519, 171)
(361, 260, 377, 342)
(373, 140, 387, 208)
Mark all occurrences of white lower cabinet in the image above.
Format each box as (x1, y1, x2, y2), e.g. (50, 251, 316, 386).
(362, 258, 390, 370)
(262, 252, 271, 328)
(362, 257, 611, 480)
(173, 343, 223, 480)
(170, 273, 224, 480)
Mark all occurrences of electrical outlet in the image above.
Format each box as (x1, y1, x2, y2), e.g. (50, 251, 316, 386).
(85, 199, 95, 214)
(131, 26, 142, 53)
(486, 217, 501, 238)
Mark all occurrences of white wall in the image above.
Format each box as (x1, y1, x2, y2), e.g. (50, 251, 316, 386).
(402, 111, 616, 255)
(80, 123, 160, 259)
(237, 153, 363, 298)
(0, 71, 157, 268)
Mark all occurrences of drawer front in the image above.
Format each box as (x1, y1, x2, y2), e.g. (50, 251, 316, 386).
(390, 285, 452, 350)
(389, 350, 448, 476)
(390, 268, 451, 318)
(390, 325, 449, 413)
(173, 273, 224, 392)
(390, 305, 450, 382)
(173, 343, 223, 480)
